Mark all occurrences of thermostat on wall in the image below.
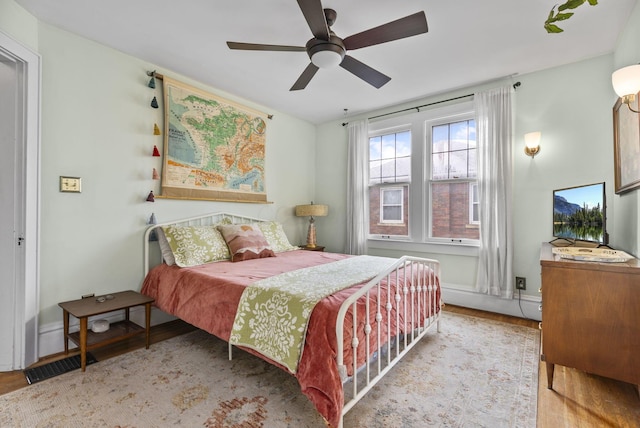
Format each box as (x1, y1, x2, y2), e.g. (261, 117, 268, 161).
(60, 176, 82, 193)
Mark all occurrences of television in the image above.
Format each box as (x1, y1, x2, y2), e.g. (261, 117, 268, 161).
(552, 182, 607, 245)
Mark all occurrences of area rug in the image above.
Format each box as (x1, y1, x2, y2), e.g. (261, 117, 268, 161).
(0, 312, 539, 427)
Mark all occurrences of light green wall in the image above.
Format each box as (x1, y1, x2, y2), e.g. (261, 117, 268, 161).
(316, 18, 638, 298)
(612, 1, 640, 256)
(1, 3, 317, 326)
(2, 0, 639, 325)
(0, 0, 38, 50)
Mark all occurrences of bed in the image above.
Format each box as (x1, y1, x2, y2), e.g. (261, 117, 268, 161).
(141, 212, 442, 427)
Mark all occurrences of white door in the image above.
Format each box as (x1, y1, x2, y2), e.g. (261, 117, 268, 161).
(0, 31, 40, 371)
(0, 49, 18, 371)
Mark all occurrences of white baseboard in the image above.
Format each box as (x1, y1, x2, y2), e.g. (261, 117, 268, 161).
(441, 283, 542, 321)
(37, 307, 176, 359)
(37, 287, 540, 360)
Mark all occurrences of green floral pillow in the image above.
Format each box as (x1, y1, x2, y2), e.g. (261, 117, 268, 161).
(160, 225, 231, 267)
(257, 221, 298, 253)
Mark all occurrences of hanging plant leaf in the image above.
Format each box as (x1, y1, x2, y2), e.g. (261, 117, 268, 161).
(545, 0, 598, 33)
(544, 23, 564, 33)
(553, 12, 575, 21)
(558, 0, 587, 11)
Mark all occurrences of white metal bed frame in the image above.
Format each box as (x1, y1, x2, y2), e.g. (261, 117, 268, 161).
(143, 212, 441, 427)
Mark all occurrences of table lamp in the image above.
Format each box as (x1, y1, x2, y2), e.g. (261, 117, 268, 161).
(295, 202, 328, 248)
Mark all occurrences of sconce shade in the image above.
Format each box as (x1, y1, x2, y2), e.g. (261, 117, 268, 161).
(524, 132, 541, 149)
(295, 204, 329, 218)
(524, 132, 541, 158)
(612, 65, 640, 98)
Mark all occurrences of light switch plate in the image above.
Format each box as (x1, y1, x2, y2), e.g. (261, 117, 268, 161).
(60, 176, 82, 193)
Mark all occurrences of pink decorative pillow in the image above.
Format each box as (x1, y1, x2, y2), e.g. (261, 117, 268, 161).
(217, 224, 276, 262)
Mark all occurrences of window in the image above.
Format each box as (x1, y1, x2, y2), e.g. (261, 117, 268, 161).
(369, 130, 410, 237)
(429, 119, 479, 241)
(367, 101, 480, 247)
(381, 187, 404, 223)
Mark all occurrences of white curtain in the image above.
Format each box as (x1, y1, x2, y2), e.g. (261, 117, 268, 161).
(346, 120, 369, 255)
(474, 86, 514, 298)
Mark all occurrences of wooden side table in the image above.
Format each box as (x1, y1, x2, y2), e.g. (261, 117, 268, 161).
(58, 290, 154, 371)
(300, 245, 325, 252)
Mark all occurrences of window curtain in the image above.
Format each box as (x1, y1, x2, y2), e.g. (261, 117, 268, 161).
(346, 119, 369, 255)
(474, 86, 514, 298)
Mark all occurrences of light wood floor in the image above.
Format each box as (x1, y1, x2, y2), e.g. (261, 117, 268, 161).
(1, 306, 638, 427)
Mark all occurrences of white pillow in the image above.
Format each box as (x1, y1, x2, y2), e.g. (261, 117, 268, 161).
(156, 227, 176, 266)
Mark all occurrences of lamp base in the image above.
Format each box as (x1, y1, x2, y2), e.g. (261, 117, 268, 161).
(306, 221, 317, 248)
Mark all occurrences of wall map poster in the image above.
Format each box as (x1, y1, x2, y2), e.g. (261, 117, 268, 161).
(161, 77, 267, 202)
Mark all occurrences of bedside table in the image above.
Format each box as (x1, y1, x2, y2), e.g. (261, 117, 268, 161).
(58, 290, 154, 371)
(300, 245, 325, 252)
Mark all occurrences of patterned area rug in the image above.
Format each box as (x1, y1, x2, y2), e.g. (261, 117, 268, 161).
(0, 312, 539, 427)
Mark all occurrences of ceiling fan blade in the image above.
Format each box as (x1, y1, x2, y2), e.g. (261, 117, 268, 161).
(343, 11, 428, 51)
(290, 63, 320, 91)
(297, 0, 329, 40)
(227, 41, 306, 52)
(340, 55, 391, 89)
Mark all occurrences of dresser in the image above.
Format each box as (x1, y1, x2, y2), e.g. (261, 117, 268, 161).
(540, 242, 640, 391)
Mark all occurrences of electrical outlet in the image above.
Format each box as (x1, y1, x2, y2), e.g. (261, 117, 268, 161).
(515, 277, 526, 290)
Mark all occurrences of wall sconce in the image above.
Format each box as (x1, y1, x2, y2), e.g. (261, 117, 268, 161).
(612, 64, 640, 113)
(524, 132, 541, 158)
(295, 202, 328, 248)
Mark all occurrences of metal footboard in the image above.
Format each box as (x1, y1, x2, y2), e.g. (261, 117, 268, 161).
(335, 256, 441, 427)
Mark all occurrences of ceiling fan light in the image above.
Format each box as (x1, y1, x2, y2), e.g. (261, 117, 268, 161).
(311, 50, 343, 68)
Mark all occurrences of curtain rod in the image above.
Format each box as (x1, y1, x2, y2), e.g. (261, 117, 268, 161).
(341, 81, 521, 126)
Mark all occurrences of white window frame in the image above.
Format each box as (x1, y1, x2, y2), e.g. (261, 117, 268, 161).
(426, 114, 479, 245)
(368, 125, 412, 240)
(367, 101, 480, 254)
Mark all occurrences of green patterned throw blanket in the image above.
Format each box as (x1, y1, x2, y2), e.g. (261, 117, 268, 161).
(229, 255, 397, 374)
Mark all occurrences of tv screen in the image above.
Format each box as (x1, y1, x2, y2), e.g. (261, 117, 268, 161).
(553, 182, 607, 245)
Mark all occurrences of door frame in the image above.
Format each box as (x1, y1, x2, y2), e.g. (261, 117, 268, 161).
(0, 30, 40, 370)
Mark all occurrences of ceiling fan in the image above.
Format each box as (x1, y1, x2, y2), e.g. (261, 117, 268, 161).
(226, 0, 428, 91)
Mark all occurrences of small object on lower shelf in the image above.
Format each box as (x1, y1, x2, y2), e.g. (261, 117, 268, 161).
(91, 319, 110, 333)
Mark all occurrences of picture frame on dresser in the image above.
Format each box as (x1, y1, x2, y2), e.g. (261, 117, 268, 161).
(613, 93, 640, 194)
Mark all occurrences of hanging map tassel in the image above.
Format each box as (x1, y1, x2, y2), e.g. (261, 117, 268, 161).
(148, 76, 156, 89)
(151, 96, 159, 108)
(152, 168, 159, 180)
(147, 212, 158, 241)
(153, 123, 161, 135)
(152, 145, 161, 157)
(146, 191, 155, 202)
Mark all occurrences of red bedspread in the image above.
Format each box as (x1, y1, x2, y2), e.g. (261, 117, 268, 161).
(141, 250, 439, 427)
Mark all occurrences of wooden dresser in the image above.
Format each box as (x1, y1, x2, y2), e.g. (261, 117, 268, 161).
(540, 242, 640, 391)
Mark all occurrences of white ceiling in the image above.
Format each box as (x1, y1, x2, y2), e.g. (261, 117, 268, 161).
(15, 0, 637, 124)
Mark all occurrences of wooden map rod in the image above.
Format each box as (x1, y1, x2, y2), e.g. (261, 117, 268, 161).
(146, 70, 273, 119)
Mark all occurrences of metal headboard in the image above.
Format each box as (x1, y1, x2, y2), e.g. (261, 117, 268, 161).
(143, 212, 268, 276)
